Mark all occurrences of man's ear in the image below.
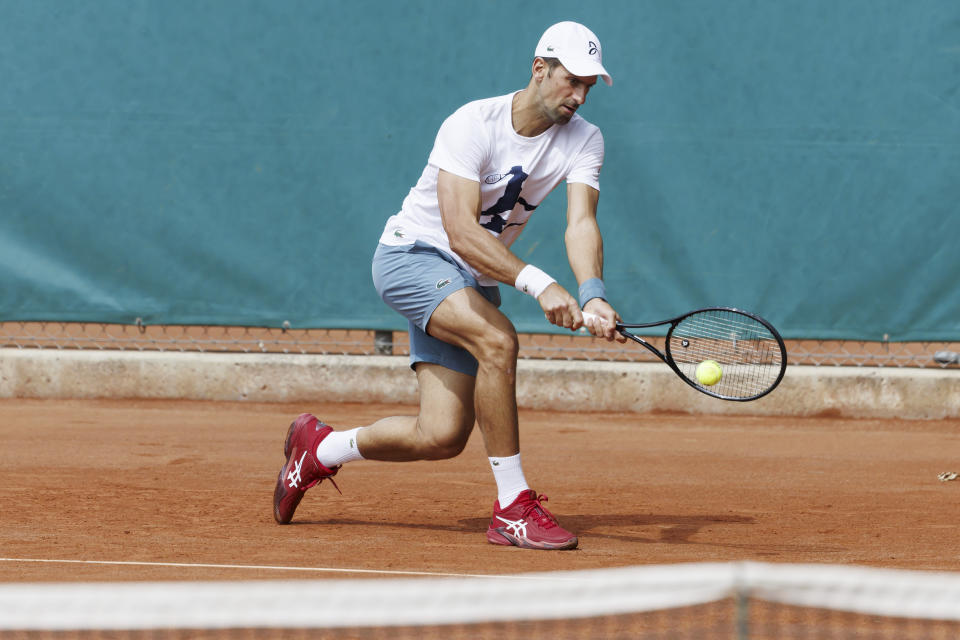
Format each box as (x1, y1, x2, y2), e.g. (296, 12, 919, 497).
(531, 57, 547, 83)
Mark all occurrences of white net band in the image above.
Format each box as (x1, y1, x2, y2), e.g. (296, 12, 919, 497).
(3, 562, 960, 632)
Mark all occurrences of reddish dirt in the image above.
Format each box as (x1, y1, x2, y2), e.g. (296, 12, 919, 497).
(1, 398, 958, 582)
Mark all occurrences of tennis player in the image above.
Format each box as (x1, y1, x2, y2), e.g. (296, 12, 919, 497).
(274, 21, 624, 550)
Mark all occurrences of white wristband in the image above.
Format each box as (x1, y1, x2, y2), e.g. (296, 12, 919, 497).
(514, 265, 556, 299)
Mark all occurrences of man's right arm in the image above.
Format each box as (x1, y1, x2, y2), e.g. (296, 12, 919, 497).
(437, 169, 525, 285)
(437, 169, 582, 329)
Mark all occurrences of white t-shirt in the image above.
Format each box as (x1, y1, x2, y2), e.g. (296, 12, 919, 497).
(378, 91, 604, 286)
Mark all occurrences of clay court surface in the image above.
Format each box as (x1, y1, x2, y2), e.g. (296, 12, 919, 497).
(1, 398, 957, 583)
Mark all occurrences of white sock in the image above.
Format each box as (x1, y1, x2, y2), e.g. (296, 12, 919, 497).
(489, 453, 529, 507)
(316, 427, 365, 468)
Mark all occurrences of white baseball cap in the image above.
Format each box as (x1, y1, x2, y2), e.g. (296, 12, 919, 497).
(534, 21, 612, 86)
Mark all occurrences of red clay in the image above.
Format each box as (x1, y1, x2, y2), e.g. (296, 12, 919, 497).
(1, 398, 957, 582)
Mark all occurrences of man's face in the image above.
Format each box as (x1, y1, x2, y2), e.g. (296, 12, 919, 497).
(534, 59, 597, 125)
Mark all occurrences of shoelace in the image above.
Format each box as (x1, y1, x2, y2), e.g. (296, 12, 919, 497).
(308, 460, 343, 495)
(521, 494, 559, 529)
(322, 471, 342, 495)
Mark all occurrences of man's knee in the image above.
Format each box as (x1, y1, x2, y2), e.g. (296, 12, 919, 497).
(474, 325, 519, 368)
(413, 362, 476, 460)
(418, 422, 471, 460)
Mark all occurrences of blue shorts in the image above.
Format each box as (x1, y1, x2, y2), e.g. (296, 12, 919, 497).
(372, 241, 501, 377)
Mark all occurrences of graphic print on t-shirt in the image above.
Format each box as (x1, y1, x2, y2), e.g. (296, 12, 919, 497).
(479, 166, 537, 235)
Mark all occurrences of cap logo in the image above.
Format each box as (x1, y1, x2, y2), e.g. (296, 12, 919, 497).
(588, 41, 598, 56)
(546, 45, 555, 52)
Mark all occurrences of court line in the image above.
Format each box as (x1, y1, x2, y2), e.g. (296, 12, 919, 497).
(0, 557, 577, 581)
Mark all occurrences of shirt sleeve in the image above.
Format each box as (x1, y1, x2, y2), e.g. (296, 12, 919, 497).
(565, 127, 604, 191)
(427, 106, 488, 182)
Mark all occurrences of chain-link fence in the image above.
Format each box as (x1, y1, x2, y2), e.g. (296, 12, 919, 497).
(2, 322, 956, 368)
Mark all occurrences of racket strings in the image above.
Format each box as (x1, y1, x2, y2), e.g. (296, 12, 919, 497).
(669, 310, 784, 399)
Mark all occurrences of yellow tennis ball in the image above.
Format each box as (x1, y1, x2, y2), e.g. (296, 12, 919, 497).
(695, 360, 723, 386)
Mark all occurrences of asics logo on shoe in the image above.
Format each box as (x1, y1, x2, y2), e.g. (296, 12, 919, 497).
(496, 515, 528, 539)
(286, 451, 307, 489)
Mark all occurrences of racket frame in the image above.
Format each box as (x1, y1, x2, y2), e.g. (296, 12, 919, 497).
(603, 307, 788, 402)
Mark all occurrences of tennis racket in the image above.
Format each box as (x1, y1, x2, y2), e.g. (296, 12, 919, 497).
(582, 307, 787, 401)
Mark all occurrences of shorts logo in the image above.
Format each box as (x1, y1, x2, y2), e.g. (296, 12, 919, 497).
(436, 278, 452, 289)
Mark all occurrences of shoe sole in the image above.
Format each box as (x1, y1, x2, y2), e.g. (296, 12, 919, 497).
(486, 528, 579, 550)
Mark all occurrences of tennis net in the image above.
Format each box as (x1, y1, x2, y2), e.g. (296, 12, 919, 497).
(3, 562, 960, 639)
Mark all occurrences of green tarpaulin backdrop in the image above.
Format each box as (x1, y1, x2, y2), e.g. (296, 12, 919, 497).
(2, 1, 957, 340)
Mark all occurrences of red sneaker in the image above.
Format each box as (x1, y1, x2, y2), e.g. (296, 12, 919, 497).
(486, 490, 578, 550)
(273, 413, 340, 524)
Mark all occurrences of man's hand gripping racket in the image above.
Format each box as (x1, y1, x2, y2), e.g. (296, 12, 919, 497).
(581, 307, 788, 401)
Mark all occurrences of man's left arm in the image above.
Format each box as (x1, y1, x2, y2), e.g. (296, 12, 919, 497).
(564, 182, 624, 342)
